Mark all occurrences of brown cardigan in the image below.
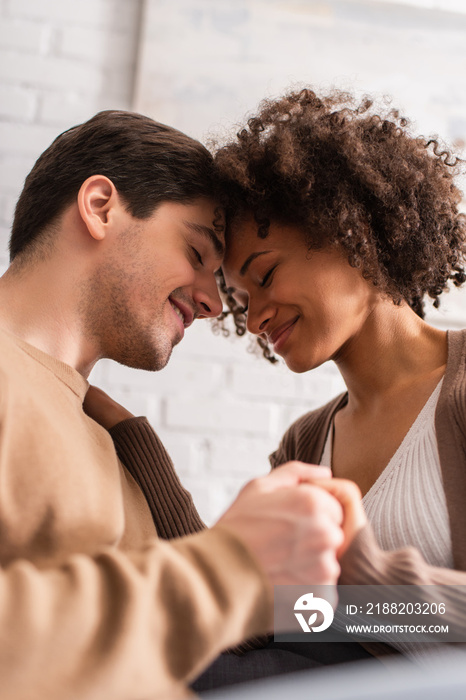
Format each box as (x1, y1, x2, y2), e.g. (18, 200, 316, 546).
(268, 329, 466, 644)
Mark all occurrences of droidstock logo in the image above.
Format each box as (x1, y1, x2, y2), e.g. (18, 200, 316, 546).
(294, 592, 334, 633)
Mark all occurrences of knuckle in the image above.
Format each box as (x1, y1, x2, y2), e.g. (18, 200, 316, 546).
(320, 524, 344, 551)
(297, 492, 314, 514)
(324, 498, 344, 524)
(279, 460, 298, 472)
(328, 528, 344, 551)
(308, 519, 328, 541)
(328, 558, 341, 583)
(299, 485, 320, 511)
(346, 480, 362, 500)
(338, 478, 363, 500)
(240, 476, 262, 496)
(316, 553, 341, 583)
(303, 517, 344, 552)
(332, 526, 345, 549)
(298, 486, 337, 517)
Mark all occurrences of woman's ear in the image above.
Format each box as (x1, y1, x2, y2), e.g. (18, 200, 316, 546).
(77, 175, 120, 241)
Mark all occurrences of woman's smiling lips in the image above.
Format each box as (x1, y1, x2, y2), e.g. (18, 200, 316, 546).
(268, 316, 299, 352)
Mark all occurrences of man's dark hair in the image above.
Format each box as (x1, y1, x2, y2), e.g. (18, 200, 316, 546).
(10, 110, 216, 261)
(213, 88, 466, 362)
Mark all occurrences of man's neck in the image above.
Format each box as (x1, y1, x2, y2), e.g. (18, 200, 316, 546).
(0, 258, 100, 378)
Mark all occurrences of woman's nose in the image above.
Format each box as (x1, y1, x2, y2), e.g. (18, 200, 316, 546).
(246, 302, 272, 336)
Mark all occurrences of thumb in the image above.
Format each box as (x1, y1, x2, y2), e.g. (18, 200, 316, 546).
(312, 478, 367, 556)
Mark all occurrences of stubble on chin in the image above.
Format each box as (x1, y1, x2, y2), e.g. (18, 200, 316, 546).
(79, 265, 173, 372)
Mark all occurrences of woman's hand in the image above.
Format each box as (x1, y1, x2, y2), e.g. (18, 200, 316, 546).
(309, 477, 367, 557)
(83, 385, 134, 430)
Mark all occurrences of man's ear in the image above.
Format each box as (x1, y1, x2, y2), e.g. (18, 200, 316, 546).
(77, 175, 122, 241)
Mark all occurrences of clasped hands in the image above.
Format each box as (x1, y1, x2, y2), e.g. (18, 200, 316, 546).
(217, 461, 366, 588)
(84, 385, 366, 589)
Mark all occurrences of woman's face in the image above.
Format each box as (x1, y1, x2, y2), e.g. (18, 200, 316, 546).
(222, 216, 378, 373)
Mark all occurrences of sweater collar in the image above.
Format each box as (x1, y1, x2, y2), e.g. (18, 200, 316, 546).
(1, 328, 89, 401)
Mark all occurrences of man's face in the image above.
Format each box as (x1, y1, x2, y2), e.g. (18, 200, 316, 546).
(82, 198, 225, 371)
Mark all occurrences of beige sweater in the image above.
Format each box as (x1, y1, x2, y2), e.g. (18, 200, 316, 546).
(0, 328, 271, 700)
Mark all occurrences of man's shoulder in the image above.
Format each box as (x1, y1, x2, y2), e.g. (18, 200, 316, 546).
(0, 329, 51, 404)
(0, 330, 29, 420)
(0, 327, 31, 376)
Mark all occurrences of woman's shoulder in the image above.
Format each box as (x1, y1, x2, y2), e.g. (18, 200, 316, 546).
(440, 329, 466, 432)
(288, 392, 347, 436)
(270, 392, 347, 468)
(444, 329, 466, 393)
(447, 328, 466, 355)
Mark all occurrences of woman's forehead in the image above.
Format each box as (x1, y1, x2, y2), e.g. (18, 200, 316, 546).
(227, 217, 306, 250)
(223, 219, 308, 283)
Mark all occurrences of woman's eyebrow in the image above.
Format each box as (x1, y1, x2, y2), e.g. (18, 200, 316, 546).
(183, 220, 225, 259)
(240, 250, 272, 276)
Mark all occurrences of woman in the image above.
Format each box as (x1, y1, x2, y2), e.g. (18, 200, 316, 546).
(214, 88, 466, 658)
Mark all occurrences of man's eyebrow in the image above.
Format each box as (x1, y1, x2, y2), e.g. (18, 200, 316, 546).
(240, 250, 272, 276)
(183, 221, 225, 258)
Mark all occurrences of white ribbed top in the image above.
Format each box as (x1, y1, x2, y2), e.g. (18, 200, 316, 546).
(321, 379, 452, 661)
(321, 379, 452, 566)
(364, 379, 452, 568)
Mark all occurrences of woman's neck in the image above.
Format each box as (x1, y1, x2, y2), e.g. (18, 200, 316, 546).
(333, 300, 448, 411)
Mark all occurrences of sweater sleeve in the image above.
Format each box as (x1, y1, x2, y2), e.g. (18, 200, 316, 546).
(0, 526, 272, 700)
(340, 523, 466, 636)
(109, 417, 205, 539)
(110, 418, 272, 658)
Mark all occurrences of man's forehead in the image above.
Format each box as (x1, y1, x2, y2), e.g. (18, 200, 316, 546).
(183, 219, 225, 259)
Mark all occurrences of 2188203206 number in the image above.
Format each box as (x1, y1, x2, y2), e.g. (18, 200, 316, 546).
(366, 602, 446, 615)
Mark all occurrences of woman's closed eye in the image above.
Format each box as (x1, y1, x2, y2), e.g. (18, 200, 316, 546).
(260, 265, 277, 287)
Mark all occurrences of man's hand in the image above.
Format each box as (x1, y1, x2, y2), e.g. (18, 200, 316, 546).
(215, 462, 345, 586)
(83, 385, 134, 430)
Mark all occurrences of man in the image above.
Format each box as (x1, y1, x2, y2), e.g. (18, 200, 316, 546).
(0, 111, 362, 700)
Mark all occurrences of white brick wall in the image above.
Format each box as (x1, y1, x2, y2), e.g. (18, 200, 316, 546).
(0, 0, 141, 265)
(1, 0, 466, 525)
(0, 0, 140, 210)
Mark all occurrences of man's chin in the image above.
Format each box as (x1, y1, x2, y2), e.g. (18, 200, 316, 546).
(111, 342, 174, 373)
(144, 346, 174, 372)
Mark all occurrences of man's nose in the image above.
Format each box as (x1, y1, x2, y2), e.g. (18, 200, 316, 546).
(194, 280, 223, 319)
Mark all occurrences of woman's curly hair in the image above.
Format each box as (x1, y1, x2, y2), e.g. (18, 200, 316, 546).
(211, 88, 466, 362)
